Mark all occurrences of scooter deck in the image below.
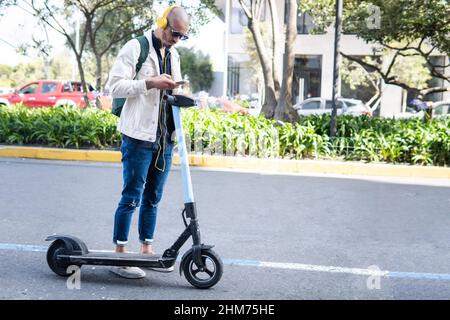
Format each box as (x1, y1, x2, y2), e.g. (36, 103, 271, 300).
(59, 251, 172, 268)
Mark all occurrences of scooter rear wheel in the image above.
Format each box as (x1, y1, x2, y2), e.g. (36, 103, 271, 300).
(46, 240, 77, 277)
(183, 249, 223, 289)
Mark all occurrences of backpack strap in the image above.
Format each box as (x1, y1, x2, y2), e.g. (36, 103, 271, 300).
(135, 35, 150, 78)
(111, 35, 150, 117)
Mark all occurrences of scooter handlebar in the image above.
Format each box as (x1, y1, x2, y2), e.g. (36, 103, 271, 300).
(163, 94, 196, 108)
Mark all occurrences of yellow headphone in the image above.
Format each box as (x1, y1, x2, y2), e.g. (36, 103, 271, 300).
(156, 5, 179, 29)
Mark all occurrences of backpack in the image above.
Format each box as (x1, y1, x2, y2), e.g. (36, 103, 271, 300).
(111, 35, 150, 117)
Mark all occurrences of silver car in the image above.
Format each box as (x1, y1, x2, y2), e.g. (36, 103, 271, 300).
(431, 100, 450, 119)
(293, 98, 372, 117)
(394, 100, 449, 119)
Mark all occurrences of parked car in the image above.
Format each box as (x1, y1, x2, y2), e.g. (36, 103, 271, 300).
(0, 80, 97, 109)
(394, 100, 449, 120)
(393, 110, 425, 119)
(293, 97, 372, 117)
(431, 100, 450, 119)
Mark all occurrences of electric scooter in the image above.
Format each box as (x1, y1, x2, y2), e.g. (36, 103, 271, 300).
(45, 94, 223, 289)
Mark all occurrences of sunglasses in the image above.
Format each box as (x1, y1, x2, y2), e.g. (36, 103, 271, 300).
(168, 25, 189, 41)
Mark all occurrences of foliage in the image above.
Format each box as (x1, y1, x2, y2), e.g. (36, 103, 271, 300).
(0, 52, 74, 88)
(1, 105, 448, 166)
(177, 47, 214, 93)
(0, 105, 121, 148)
(300, 0, 450, 95)
(0, 0, 16, 16)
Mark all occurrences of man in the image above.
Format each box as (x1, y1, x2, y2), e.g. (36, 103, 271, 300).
(408, 95, 428, 113)
(106, 6, 190, 279)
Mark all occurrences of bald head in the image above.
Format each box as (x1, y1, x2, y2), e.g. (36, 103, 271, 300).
(167, 7, 190, 26)
(156, 6, 190, 48)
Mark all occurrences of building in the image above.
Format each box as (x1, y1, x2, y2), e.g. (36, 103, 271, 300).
(210, 0, 449, 117)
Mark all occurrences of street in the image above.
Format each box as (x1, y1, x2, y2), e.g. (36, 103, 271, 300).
(0, 157, 450, 299)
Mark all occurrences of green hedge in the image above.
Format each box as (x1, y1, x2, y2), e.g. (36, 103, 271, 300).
(0, 104, 449, 166)
(0, 105, 121, 148)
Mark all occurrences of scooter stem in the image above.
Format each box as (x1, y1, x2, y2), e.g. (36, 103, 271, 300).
(171, 105, 195, 204)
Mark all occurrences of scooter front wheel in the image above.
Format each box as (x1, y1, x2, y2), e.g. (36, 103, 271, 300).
(182, 249, 223, 289)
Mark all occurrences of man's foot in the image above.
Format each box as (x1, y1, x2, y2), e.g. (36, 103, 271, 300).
(140, 243, 154, 255)
(140, 245, 174, 273)
(110, 266, 146, 279)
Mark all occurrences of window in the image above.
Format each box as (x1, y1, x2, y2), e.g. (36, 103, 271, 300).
(41, 83, 58, 94)
(227, 56, 241, 97)
(325, 100, 344, 109)
(230, 6, 247, 34)
(341, 55, 382, 105)
(62, 82, 73, 92)
(427, 56, 446, 102)
(69, 82, 95, 93)
(297, 12, 317, 34)
(293, 56, 322, 104)
(302, 101, 321, 110)
(285, 2, 322, 35)
(406, 56, 447, 104)
(230, 0, 266, 34)
(19, 83, 38, 95)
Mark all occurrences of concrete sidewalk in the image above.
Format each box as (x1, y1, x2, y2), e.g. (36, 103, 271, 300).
(0, 144, 449, 179)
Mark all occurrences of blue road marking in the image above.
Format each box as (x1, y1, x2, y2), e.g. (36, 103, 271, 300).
(0, 243, 47, 252)
(387, 272, 450, 281)
(2, 242, 450, 282)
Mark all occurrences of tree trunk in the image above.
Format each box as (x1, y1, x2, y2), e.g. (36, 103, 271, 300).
(248, 19, 278, 119)
(330, 0, 343, 137)
(95, 54, 102, 92)
(268, 0, 281, 92)
(75, 54, 90, 107)
(275, 0, 299, 122)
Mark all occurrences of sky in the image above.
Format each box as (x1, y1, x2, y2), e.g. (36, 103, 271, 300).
(0, 2, 226, 71)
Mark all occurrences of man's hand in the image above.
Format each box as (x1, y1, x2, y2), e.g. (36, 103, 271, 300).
(146, 74, 179, 90)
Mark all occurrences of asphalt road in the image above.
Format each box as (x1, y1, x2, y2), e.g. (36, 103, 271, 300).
(0, 157, 449, 300)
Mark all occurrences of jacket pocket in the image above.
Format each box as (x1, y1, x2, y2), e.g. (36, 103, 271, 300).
(137, 63, 158, 80)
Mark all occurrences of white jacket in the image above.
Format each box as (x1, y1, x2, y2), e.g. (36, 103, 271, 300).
(106, 30, 182, 142)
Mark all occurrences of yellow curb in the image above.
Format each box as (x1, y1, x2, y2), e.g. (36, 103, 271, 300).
(0, 146, 121, 163)
(0, 145, 449, 179)
(178, 154, 450, 179)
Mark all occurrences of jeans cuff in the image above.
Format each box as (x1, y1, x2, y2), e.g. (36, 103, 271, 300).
(114, 240, 128, 246)
(140, 238, 154, 245)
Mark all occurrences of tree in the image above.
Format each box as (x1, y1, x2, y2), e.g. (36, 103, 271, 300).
(237, 0, 280, 119)
(20, 0, 222, 98)
(340, 56, 383, 111)
(0, 0, 16, 16)
(19, 0, 92, 105)
(1, 59, 45, 87)
(18, 0, 157, 106)
(274, 0, 299, 122)
(77, 0, 155, 91)
(0, 54, 74, 88)
(0, 64, 14, 87)
(242, 22, 270, 93)
(202, 0, 299, 122)
(177, 47, 214, 93)
(301, 0, 450, 98)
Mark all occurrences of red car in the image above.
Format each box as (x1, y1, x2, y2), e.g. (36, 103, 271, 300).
(0, 80, 97, 109)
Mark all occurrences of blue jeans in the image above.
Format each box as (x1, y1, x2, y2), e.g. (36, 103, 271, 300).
(113, 134, 174, 246)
